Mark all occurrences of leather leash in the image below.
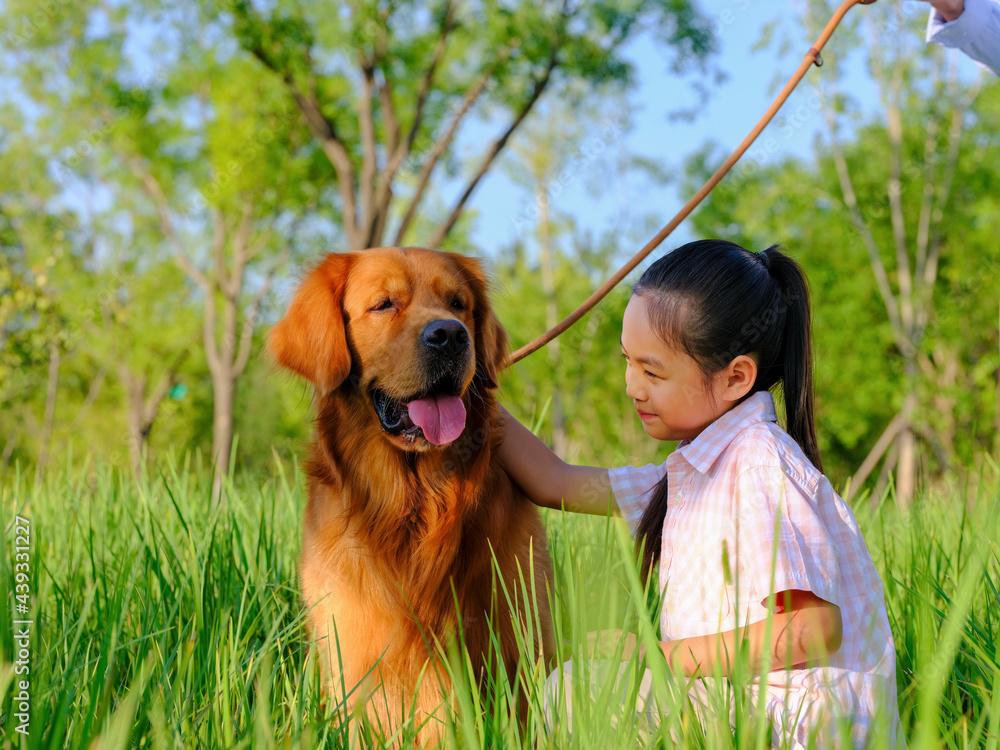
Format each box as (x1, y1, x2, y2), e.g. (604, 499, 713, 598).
(507, 0, 877, 366)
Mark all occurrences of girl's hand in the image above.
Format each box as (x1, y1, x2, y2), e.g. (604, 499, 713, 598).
(917, 0, 965, 22)
(586, 629, 644, 660)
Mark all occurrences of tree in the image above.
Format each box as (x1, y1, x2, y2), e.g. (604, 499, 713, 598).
(684, 5, 1000, 499)
(0, 225, 67, 475)
(804, 0, 985, 505)
(0, 104, 84, 479)
(218, 0, 715, 251)
(1, 1, 334, 496)
(503, 87, 607, 454)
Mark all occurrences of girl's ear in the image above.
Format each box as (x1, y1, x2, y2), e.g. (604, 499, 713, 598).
(451, 254, 508, 389)
(269, 253, 355, 396)
(720, 354, 758, 401)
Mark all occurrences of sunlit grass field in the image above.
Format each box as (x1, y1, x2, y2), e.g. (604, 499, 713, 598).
(1, 450, 999, 748)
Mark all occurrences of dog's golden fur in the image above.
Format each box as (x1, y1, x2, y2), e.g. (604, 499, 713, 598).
(269, 247, 554, 741)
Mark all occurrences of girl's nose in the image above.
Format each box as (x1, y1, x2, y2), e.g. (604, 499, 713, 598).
(625, 365, 644, 401)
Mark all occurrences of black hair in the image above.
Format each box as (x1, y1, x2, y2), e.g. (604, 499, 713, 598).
(632, 239, 822, 581)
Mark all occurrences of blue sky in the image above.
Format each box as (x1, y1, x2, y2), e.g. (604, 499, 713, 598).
(462, 0, 967, 261)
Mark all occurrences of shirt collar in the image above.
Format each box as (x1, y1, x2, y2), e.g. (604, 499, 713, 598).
(674, 390, 778, 474)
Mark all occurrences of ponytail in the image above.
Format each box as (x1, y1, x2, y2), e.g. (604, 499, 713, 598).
(631, 241, 823, 575)
(763, 247, 823, 473)
(636, 477, 669, 582)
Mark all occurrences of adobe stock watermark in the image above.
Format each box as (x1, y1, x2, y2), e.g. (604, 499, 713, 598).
(508, 117, 627, 234)
(11, 515, 32, 736)
(3, 0, 74, 49)
(186, 108, 298, 215)
(868, 0, 926, 43)
(639, 281, 805, 410)
(396, 73, 505, 179)
(715, 86, 825, 199)
(50, 64, 168, 187)
(710, 0, 754, 38)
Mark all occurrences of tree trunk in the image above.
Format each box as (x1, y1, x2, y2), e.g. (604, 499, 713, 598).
(119, 361, 183, 478)
(70, 367, 107, 432)
(211, 366, 235, 503)
(130, 162, 276, 506)
(537, 183, 566, 456)
(874, 440, 900, 504)
(2, 431, 19, 472)
(846, 412, 903, 504)
(121, 367, 147, 477)
(920, 346, 958, 466)
(896, 357, 919, 507)
(36, 343, 60, 484)
(995, 299, 1000, 456)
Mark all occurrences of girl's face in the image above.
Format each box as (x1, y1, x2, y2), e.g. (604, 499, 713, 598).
(620, 295, 734, 442)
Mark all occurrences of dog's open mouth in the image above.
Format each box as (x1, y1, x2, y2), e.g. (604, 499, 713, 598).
(371, 380, 467, 446)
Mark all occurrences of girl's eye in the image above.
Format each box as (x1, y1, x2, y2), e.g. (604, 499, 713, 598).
(370, 298, 394, 312)
(645, 371, 659, 380)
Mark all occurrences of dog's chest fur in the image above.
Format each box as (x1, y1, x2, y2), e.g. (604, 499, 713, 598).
(301, 417, 513, 634)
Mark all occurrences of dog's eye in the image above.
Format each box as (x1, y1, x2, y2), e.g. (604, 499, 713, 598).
(450, 296, 465, 311)
(369, 298, 394, 312)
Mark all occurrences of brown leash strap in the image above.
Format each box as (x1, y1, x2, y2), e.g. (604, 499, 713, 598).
(507, 0, 877, 367)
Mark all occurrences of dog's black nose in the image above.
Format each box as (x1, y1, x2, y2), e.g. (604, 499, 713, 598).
(422, 319, 469, 357)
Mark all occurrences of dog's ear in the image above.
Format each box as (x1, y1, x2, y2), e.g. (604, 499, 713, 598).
(452, 254, 508, 389)
(269, 253, 355, 395)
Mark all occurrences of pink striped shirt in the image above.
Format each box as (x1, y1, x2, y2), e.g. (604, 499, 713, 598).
(609, 391, 902, 749)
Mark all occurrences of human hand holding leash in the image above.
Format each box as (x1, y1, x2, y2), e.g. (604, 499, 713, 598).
(922, 0, 1000, 75)
(917, 0, 965, 21)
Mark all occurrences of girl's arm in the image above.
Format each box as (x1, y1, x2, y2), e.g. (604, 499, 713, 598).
(497, 405, 616, 515)
(596, 590, 842, 674)
(658, 590, 843, 676)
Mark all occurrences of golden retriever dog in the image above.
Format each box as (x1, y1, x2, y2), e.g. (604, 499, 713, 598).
(268, 247, 554, 742)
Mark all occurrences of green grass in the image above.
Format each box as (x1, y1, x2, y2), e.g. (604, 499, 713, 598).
(1, 450, 999, 748)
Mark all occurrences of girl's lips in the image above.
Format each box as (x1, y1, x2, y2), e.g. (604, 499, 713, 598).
(636, 408, 657, 421)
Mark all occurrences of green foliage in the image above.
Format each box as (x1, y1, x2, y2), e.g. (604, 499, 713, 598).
(0, 0, 343, 476)
(0, 244, 61, 395)
(682, 78, 1000, 486)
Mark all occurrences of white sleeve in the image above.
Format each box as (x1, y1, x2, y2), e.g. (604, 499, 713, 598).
(608, 463, 666, 536)
(927, 0, 1000, 76)
(735, 465, 842, 610)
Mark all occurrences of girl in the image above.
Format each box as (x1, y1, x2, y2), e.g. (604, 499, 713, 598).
(498, 240, 902, 748)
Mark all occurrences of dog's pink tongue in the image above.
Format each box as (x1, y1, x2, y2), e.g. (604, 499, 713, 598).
(407, 395, 467, 445)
